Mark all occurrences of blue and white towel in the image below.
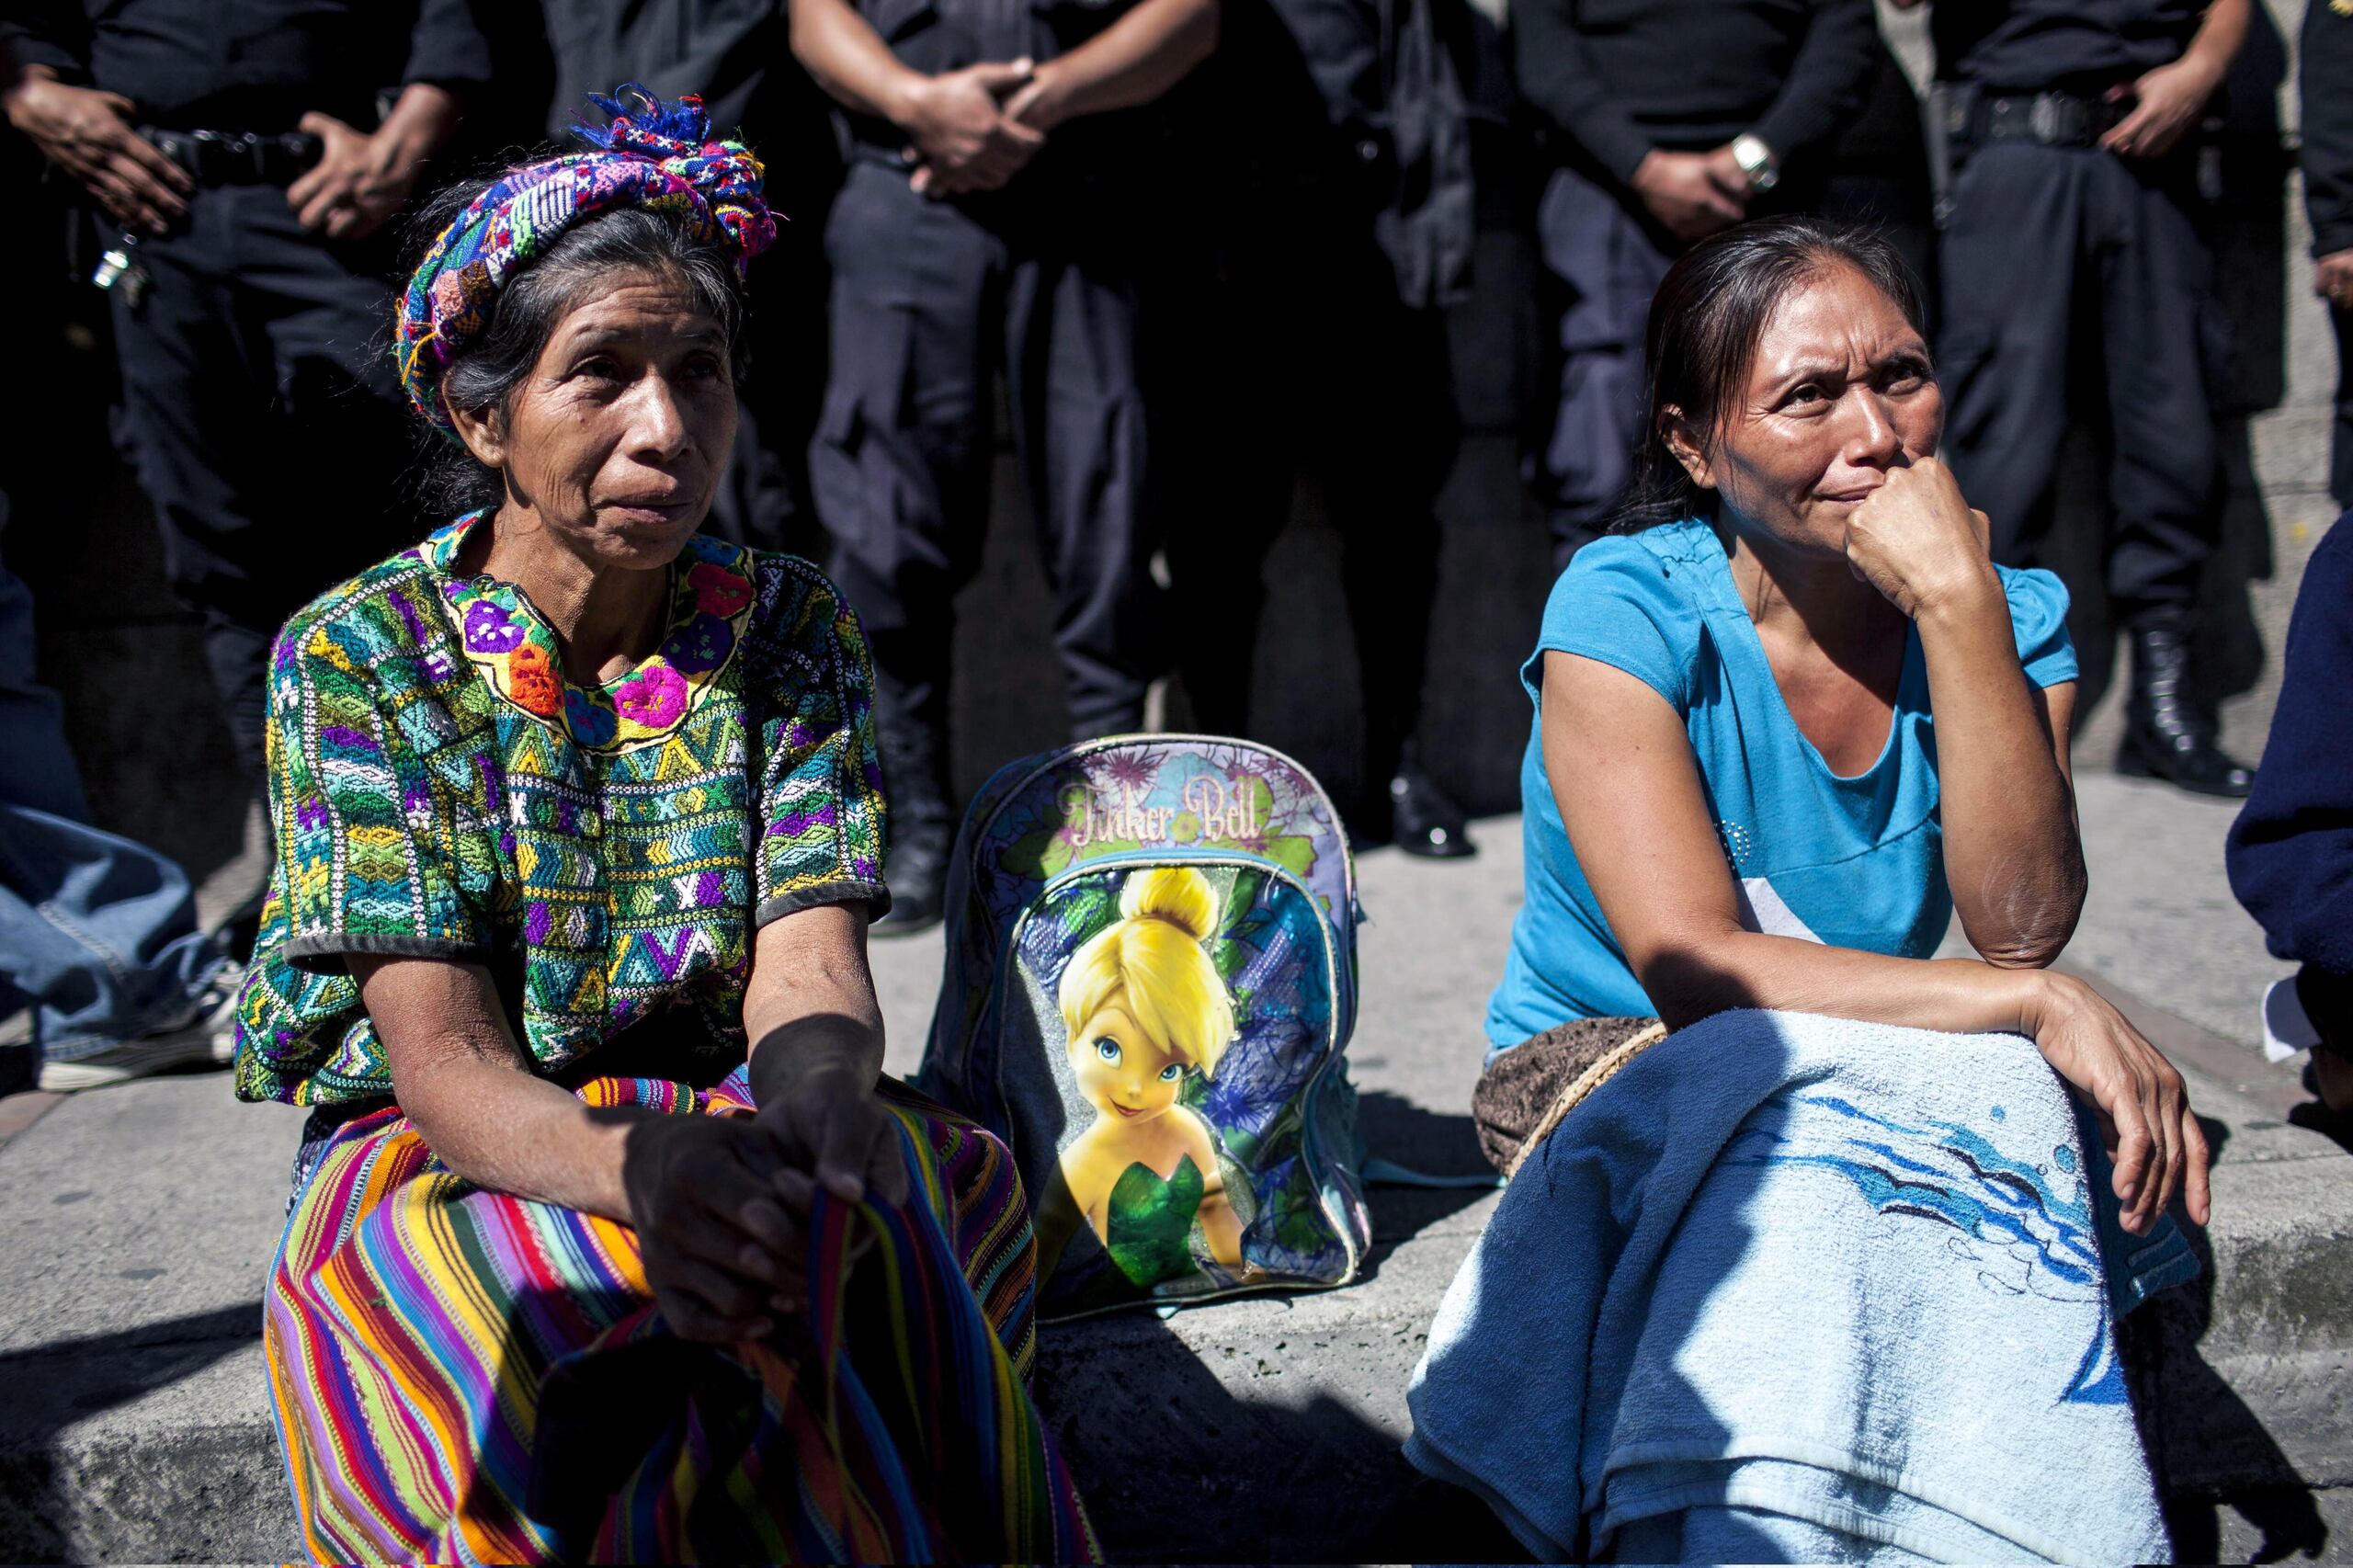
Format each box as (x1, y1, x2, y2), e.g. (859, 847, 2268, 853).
(1404, 1009, 2196, 1564)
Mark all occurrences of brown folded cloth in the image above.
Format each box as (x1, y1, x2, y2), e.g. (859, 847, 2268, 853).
(1472, 1015, 1668, 1176)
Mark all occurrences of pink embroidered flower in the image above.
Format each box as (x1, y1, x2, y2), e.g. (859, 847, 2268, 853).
(687, 560, 753, 619)
(506, 642, 563, 717)
(615, 661, 688, 729)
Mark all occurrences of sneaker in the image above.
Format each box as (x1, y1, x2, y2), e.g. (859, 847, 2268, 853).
(37, 962, 245, 1093)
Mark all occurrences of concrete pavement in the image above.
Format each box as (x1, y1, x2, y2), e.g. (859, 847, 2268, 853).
(1, 770, 2347, 1562)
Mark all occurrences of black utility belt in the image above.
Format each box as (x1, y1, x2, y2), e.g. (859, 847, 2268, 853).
(1941, 89, 2128, 150)
(138, 128, 323, 187)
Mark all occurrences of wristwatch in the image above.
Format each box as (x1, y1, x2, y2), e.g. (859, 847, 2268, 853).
(1731, 133, 1780, 194)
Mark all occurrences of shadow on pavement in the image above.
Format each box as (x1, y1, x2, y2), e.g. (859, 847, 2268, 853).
(1038, 1306, 1528, 1564)
(2128, 1118, 2333, 1563)
(0, 1302, 267, 1562)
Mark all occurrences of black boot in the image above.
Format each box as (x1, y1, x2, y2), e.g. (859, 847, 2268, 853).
(870, 666, 955, 936)
(874, 817, 951, 936)
(1388, 763, 1477, 858)
(2116, 610, 2253, 798)
(1370, 736, 1476, 860)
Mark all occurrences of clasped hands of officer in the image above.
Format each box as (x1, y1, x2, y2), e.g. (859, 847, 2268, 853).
(893, 57, 1060, 199)
(3, 65, 457, 243)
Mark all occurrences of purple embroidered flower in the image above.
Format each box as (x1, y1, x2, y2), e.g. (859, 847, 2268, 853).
(614, 661, 688, 729)
(660, 611, 733, 675)
(563, 687, 620, 747)
(462, 598, 526, 653)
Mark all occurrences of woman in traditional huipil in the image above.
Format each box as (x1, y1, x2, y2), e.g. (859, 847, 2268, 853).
(231, 89, 1094, 1563)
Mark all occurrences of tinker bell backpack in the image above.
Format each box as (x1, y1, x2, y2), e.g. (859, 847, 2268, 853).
(916, 734, 1372, 1317)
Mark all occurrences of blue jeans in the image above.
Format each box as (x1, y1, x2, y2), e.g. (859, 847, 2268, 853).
(0, 524, 227, 1061)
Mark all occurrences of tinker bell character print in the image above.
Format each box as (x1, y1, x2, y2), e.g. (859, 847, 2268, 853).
(1040, 866, 1251, 1289)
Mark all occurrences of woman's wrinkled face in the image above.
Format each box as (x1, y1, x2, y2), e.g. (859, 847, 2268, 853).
(1070, 1002, 1188, 1126)
(466, 268, 736, 570)
(1671, 263, 1941, 559)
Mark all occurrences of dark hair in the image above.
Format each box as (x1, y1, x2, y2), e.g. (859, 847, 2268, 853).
(404, 168, 752, 517)
(1609, 216, 1926, 534)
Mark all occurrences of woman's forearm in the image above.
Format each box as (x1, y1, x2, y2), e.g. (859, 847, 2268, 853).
(1641, 928, 2053, 1040)
(1914, 587, 2086, 966)
(399, 1051, 648, 1221)
(358, 955, 650, 1223)
(744, 904, 887, 1108)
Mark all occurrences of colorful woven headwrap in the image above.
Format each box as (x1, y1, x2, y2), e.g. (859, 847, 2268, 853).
(395, 86, 779, 432)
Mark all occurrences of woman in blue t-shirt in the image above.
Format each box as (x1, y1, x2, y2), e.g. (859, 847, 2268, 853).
(1484, 217, 2208, 1239)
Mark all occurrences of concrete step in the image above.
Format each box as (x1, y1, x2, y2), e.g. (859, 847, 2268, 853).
(0, 1049, 2344, 1562)
(5, 816, 2349, 1562)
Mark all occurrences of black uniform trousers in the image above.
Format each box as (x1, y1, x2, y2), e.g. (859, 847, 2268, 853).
(2334, 301, 2353, 510)
(108, 184, 423, 784)
(1938, 140, 2224, 615)
(1147, 195, 1456, 787)
(1533, 162, 1678, 571)
(811, 159, 1158, 832)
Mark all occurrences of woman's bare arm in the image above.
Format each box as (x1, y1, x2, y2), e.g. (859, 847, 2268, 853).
(356, 954, 642, 1219)
(1845, 459, 2087, 967)
(1916, 605, 2086, 966)
(1540, 651, 2207, 1232)
(743, 903, 908, 1206)
(355, 954, 813, 1340)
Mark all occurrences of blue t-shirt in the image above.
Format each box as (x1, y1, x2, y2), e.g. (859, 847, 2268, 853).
(1485, 518, 2078, 1052)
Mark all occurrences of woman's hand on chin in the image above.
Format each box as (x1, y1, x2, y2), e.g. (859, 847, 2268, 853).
(1841, 457, 2000, 620)
(756, 1063, 912, 1210)
(626, 1114, 812, 1343)
(2019, 971, 2213, 1236)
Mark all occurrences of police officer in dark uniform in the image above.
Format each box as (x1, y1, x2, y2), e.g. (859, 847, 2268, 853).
(2306, 0, 2353, 509)
(1145, 0, 1482, 856)
(1511, 0, 1881, 567)
(790, 0, 1215, 928)
(1914, 0, 2255, 796)
(0, 0, 487, 794)
(540, 1, 842, 555)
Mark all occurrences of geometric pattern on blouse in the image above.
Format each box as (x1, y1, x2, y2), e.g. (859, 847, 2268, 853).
(232, 513, 891, 1107)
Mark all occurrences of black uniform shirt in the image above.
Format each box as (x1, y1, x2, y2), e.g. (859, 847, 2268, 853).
(543, 0, 785, 145)
(3, 0, 489, 132)
(2303, 0, 2353, 259)
(1507, 0, 1881, 185)
(1931, 0, 2203, 96)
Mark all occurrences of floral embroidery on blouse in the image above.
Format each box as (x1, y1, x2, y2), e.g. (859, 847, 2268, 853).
(230, 514, 892, 1108)
(428, 510, 756, 753)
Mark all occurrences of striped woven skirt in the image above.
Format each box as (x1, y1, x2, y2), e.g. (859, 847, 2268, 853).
(265, 1069, 1097, 1563)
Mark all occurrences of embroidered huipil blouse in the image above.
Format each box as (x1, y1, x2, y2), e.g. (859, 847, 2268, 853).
(233, 512, 891, 1106)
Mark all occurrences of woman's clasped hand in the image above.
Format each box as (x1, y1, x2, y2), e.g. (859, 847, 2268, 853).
(627, 1071, 914, 1345)
(1839, 456, 1996, 621)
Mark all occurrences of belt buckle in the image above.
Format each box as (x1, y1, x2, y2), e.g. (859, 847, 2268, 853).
(2029, 95, 2067, 144)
